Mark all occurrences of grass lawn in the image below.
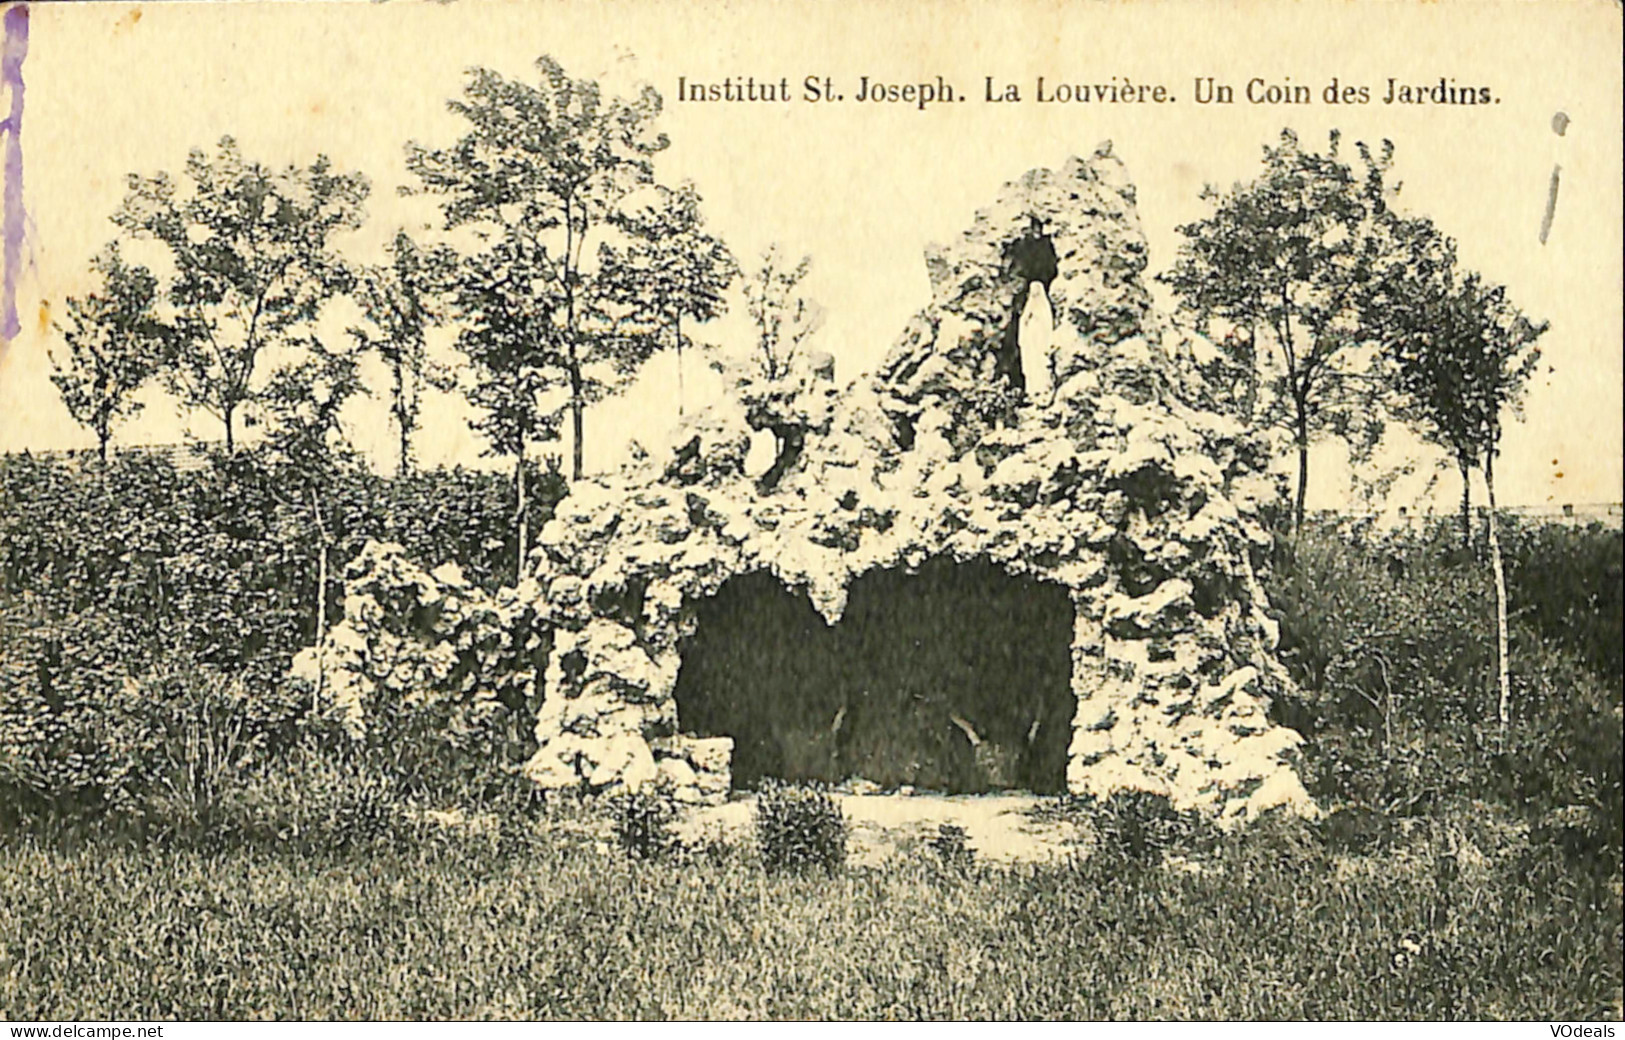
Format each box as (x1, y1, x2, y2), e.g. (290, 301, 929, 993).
(1, 804, 1619, 1021)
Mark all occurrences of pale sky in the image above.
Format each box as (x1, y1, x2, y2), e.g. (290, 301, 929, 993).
(2, 0, 1620, 511)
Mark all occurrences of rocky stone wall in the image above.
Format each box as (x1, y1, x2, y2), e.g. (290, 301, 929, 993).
(296, 143, 1316, 824)
(513, 143, 1315, 824)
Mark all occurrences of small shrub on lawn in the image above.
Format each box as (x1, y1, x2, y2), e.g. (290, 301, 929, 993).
(755, 779, 847, 875)
(1081, 789, 1215, 871)
(609, 788, 680, 861)
(1318, 805, 1397, 854)
(928, 823, 974, 870)
(296, 757, 405, 853)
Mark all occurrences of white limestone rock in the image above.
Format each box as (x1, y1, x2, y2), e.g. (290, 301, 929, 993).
(490, 146, 1315, 825)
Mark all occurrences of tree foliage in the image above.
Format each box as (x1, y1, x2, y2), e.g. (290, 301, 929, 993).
(716, 245, 830, 491)
(1373, 227, 1547, 477)
(1162, 130, 1402, 529)
(258, 345, 366, 480)
(405, 55, 670, 482)
(599, 181, 737, 416)
(111, 136, 369, 451)
(0, 451, 567, 694)
(48, 243, 166, 460)
(348, 231, 456, 476)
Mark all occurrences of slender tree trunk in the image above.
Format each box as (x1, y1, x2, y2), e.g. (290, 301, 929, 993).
(1485, 448, 1511, 734)
(1457, 452, 1473, 552)
(1240, 322, 1259, 423)
(97, 428, 110, 462)
(674, 315, 685, 417)
(1293, 410, 1310, 532)
(223, 403, 236, 454)
(311, 489, 329, 710)
(564, 194, 585, 482)
(515, 442, 528, 584)
(395, 356, 411, 479)
(568, 365, 584, 482)
(315, 529, 328, 649)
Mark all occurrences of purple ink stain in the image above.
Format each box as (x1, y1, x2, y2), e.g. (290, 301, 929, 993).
(0, 4, 27, 345)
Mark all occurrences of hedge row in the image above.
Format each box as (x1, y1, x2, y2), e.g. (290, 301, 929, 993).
(1, 449, 566, 664)
(0, 449, 565, 812)
(1269, 520, 1622, 861)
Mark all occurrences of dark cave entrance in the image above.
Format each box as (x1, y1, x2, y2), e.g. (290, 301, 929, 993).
(672, 558, 1076, 793)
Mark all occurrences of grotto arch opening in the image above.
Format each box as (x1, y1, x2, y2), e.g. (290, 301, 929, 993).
(671, 558, 1077, 794)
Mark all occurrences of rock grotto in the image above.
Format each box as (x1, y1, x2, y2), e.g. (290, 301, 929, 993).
(512, 142, 1317, 825)
(296, 143, 1316, 825)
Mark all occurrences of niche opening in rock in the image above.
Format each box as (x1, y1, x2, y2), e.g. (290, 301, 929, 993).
(992, 224, 1060, 398)
(672, 558, 1076, 793)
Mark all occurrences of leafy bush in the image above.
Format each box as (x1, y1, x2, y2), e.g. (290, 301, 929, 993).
(1270, 524, 1496, 735)
(1267, 522, 1623, 864)
(755, 780, 847, 874)
(0, 448, 566, 672)
(1079, 789, 1215, 871)
(0, 449, 566, 827)
(1317, 805, 1398, 854)
(609, 789, 680, 861)
(928, 823, 974, 870)
(1502, 520, 1623, 684)
(0, 615, 295, 821)
(133, 741, 418, 855)
(0, 613, 426, 854)
(380, 462, 567, 592)
(246, 748, 408, 854)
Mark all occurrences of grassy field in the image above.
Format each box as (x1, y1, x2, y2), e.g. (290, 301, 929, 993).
(2, 803, 1619, 1021)
(2, 479, 1620, 1023)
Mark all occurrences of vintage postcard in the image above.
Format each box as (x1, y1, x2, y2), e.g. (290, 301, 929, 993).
(0, 0, 1620, 1024)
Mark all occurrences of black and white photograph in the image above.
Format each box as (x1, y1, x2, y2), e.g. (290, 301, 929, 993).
(0, 0, 1620, 1023)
